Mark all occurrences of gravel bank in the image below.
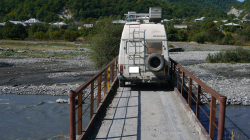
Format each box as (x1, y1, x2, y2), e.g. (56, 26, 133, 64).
(169, 42, 250, 106)
(0, 45, 98, 98)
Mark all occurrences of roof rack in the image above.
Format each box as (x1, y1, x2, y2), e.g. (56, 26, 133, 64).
(125, 7, 162, 22)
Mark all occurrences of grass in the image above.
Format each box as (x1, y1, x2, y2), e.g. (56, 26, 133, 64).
(0, 41, 88, 59)
(0, 49, 86, 58)
(0, 41, 88, 49)
(206, 47, 250, 63)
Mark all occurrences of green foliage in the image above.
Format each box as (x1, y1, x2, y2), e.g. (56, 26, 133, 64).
(49, 31, 61, 40)
(12, 24, 28, 40)
(200, 19, 216, 31)
(192, 32, 209, 44)
(78, 26, 94, 38)
(66, 25, 78, 31)
(166, 27, 178, 41)
(177, 30, 188, 41)
(221, 33, 235, 45)
(0, 0, 237, 22)
(206, 47, 250, 63)
(28, 23, 48, 35)
(2, 23, 28, 40)
(207, 26, 224, 42)
(62, 30, 79, 41)
(89, 17, 123, 68)
(3, 22, 15, 39)
(223, 26, 237, 33)
(187, 27, 200, 42)
(34, 31, 46, 40)
(0, 26, 3, 39)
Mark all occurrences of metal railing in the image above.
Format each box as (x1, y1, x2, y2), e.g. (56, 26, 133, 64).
(170, 58, 227, 140)
(69, 56, 118, 140)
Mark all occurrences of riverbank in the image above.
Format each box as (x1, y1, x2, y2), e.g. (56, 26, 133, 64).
(169, 42, 250, 105)
(0, 41, 97, 97)
(0, 41, 249, 105)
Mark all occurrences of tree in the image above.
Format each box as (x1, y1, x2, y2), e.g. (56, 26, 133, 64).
(166, 26, 178, 41)
(63, 30, 79, 41)
(192, 32, 209, 44)
(34, 31, 46, 40)
(177, 30, 188, 41)
(11, 24, 28, 40)
(200, 19, 216, 31)
(89, 17, 123, 68)
(0, 26, 3, 39)
(49, 31, 61, 40)
(28, 23, 48, 35)
(3, 22, 15, 39)
(207, 26, 224, 42)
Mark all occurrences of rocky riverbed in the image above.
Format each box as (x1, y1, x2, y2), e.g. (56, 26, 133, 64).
(0, 41, 250, 105)
(169, 42, 250, 105)
(0, 42, 98, 99)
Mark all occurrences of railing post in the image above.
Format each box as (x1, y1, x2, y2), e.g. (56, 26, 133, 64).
(97, 75, 101, 107)
(108, 67, 111, 90)
(196, 85, 201, 119)
(209, 96, 216, 139)
(177, 68, 180, 90)
(112, 63, 114, 82)
(173, 63, 176, 84)
(104, 70, 107, 96)
(218, 96, 227, 140)
(90, 82, 94, 119)
(78, 92, 82, 135)
(69, 90, 76, 140)
(181, 72, 185, 96)
(170, 60, 173, 81)
(188, 78, 192, 107)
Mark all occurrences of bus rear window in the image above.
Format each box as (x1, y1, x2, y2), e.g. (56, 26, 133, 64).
(146, 42, 162, 54)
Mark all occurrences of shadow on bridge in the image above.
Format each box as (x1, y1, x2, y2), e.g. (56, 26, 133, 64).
(88, 83, 174, 140)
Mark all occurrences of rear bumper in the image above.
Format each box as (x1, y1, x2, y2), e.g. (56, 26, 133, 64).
(118, 75, 169, 83)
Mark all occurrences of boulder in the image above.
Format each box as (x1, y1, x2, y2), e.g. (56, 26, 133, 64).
(56, 98, 68, 103)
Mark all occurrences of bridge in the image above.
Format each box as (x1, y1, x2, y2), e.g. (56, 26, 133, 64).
(68, 56, 227, 140)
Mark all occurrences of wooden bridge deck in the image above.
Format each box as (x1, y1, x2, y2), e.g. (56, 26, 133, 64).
(92, 84, 202, 140)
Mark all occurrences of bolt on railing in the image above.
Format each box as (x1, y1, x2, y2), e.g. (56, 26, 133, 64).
(170, 58, 227, 140)
(69, 56, 118, 140)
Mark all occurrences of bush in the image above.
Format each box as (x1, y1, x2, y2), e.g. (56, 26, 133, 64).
(187, 27, 200, 42)
(206, 47, 250, 63)
(79, 26, 94, 38)
(207, 26, 224, 43)
(34, 31, 46, 40)
(11, 24, 28, 40)
(28, 23, 48, 35)
(49, 31, 61, 40)
(63, 30, 79, 41)
(221, 33, 235, 45)
(3, 22, 15, 39)
(166, 27, 178, 41)
(89, 17, 123, 68)
(192, 32, 209, 44)
(177, 30, 188, 41)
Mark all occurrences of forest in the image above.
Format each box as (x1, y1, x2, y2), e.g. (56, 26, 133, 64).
(0, 0, 241, 23)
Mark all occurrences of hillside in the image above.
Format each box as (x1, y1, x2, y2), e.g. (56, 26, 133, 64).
(0, 0, 240, 22)
(237, 0, 250, 12)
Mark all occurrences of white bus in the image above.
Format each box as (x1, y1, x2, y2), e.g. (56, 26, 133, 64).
(118, 7, 170, 87)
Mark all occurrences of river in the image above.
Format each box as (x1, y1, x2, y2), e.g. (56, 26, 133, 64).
(0, 94, 249, 140)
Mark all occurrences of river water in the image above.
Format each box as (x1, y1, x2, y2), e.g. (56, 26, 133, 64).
(0, 94, 249, 140)
(0, 94, 70, 140)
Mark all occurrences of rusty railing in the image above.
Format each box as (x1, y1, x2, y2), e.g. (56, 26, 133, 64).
(69, 56, 118, 140)
(170, 58, 227, 140)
